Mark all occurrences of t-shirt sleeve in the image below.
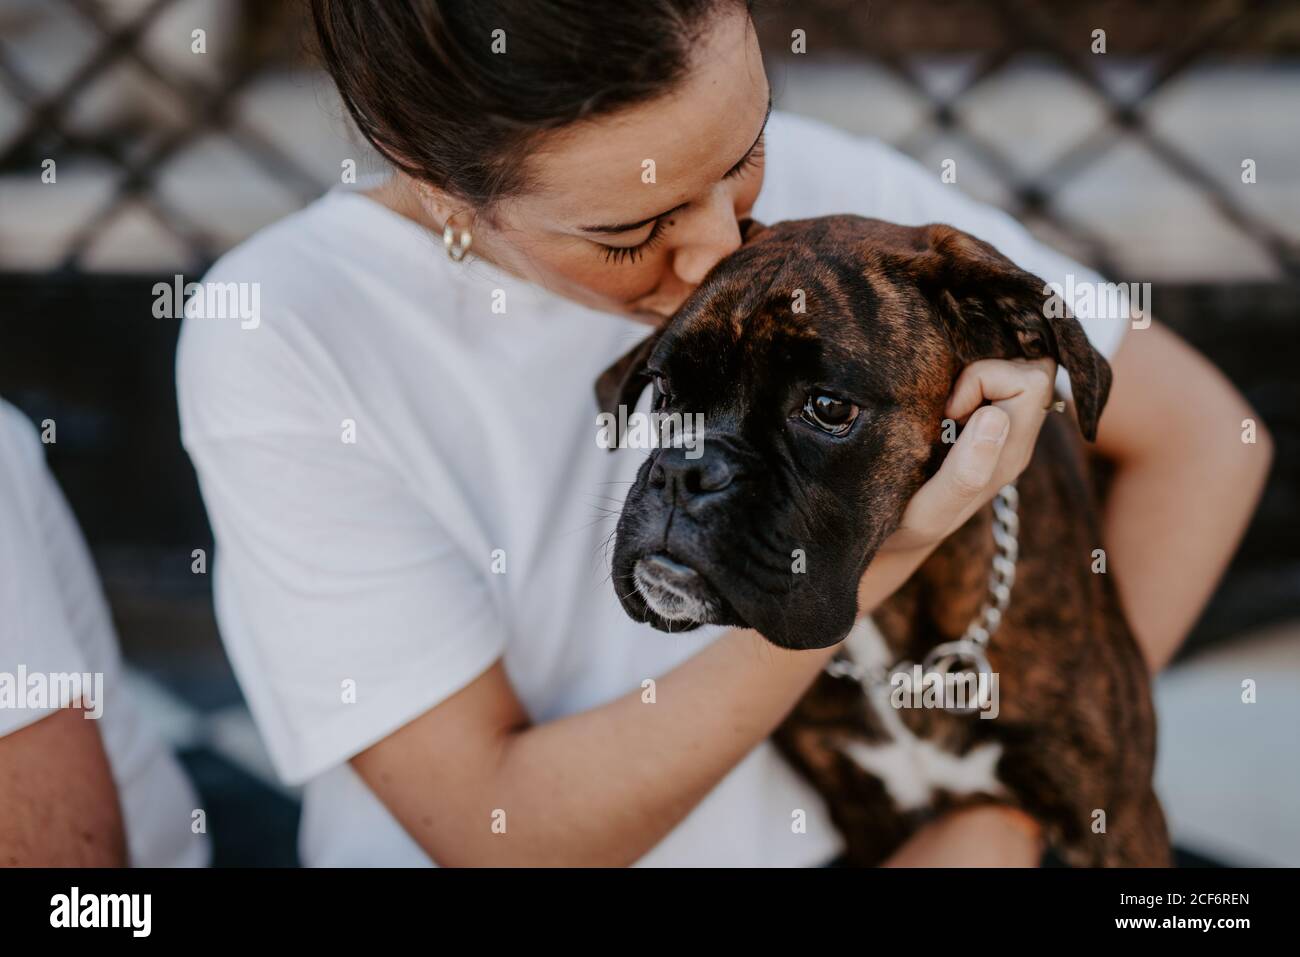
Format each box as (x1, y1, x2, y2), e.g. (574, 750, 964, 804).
(177, 313, 506, 784)
(0, 404, 92, 736)
(762, 114, 1130, 385)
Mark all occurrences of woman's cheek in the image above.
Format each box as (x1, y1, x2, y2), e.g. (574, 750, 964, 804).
(551, 249, 664, 303)
(736, 165, 764, 218)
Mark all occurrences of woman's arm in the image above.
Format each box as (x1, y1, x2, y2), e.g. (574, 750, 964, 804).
(1092, 322, 1273, 670)
(354, 362, 1053, 867)
(884, 804, 1043, 867)
(356, 540, 941, 868)
(0, 707, 127, 866)
(354, 638, 834, 867)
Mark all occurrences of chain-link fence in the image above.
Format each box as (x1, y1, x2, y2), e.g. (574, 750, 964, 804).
(758, 0, 1300, 280)
(2, 0, 1298, 278)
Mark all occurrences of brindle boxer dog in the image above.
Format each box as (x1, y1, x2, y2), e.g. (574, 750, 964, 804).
(597, 216, 1169, 867)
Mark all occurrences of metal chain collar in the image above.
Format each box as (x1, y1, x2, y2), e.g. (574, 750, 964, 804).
(825, 483, 1020, 694)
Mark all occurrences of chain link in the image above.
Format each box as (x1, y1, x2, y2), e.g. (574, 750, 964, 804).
(963, 483, 1019, 648)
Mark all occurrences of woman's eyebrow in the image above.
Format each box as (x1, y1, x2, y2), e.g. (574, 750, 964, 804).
(581, 201, 689, 236)
(579, 96, 773, 235)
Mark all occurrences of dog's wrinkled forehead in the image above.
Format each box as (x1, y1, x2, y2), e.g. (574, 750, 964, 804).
(597, 212, 1115, 437)
(651, 218, 950, 404)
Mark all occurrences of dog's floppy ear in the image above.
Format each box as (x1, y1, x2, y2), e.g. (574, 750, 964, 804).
(904, 224, 1112, 440)
(593, 327, 662, 448)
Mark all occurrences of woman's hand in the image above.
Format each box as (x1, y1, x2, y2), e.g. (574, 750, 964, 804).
(883, 804, 1045, 867)
(881, 357, 1058, 556)
(852, 356, 1058, 619)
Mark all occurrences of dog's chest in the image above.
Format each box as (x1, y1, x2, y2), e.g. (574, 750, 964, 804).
(834, 618, 1007, 812)
(772, 503, 1013, 840)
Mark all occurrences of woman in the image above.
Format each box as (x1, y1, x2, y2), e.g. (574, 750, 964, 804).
(176, 1, 1269, 866)
(0, 399, 208, 867)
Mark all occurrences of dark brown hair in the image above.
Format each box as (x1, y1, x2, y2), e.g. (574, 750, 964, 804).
(311, 0, 750, 212)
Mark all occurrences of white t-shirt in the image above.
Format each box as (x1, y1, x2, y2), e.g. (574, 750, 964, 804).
(0, 400, 209, 867)
(176, 111, 1127, 867)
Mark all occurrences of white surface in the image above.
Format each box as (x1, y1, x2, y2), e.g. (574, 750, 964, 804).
(1154, 620, 1300, 866)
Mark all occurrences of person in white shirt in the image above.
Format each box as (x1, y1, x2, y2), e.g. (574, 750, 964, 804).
(0, 400, 209, 867)
(176, 1, 1269, 866)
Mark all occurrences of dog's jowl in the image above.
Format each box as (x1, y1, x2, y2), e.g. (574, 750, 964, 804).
(598, 215, 1169, 867)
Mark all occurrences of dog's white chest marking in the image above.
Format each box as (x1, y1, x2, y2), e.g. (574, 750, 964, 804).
(835, 619, 1007, 811)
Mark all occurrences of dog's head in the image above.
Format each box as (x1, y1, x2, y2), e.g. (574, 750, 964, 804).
(599, 216, 1111, 649)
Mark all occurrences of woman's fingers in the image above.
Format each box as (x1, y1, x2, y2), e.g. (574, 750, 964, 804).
(892, 405, 1009, 548)
(884, 357, 1059, 554)
(944, 356, 1057, 422)
(947, 356, 1058, 487)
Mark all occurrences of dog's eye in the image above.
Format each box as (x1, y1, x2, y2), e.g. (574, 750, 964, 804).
(801, 393, 859, 436)
(652, 375, 671, 410)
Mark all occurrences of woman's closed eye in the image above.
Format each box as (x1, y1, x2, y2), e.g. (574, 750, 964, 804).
(600, 217, 668, 265)
(724, 134, 764, 181)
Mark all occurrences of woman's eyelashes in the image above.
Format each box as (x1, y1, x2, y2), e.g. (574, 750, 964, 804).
(724, 135, 764, 180)
(600, 217, 668, 265)
(597, 136, 766, 266)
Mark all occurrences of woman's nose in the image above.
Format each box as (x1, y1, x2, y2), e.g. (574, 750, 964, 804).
(670, 188, 744, 287)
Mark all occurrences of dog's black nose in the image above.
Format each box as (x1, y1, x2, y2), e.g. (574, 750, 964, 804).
(649, 447, 739, 498)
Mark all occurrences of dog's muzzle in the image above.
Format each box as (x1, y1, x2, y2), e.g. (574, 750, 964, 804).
(631, 553, 720, 624)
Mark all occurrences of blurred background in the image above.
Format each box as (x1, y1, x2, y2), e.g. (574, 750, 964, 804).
(0, 0, 1296, 865)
